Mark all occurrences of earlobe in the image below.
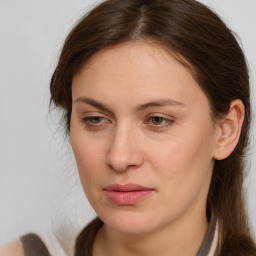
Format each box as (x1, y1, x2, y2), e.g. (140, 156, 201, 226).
(213, 99, 245, 160)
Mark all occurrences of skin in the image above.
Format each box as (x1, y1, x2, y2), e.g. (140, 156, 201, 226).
(0, 240, 24, 256)
(70, 41, 242, 256)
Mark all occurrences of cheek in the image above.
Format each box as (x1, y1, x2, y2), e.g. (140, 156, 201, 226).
(148, 133, 214, 222)
(148, 122, 215, 195)
(71, 138, 108, 211)
(70, 128, 106, 190)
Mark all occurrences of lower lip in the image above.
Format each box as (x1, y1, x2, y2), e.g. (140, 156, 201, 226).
(105, 190, 153, 205)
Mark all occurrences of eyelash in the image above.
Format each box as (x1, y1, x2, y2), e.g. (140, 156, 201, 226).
(81, 115, 175, 129)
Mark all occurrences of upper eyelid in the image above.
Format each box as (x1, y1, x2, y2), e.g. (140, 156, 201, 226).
(149, 116, 172, 121)
(147, 116, 174, 124)
(82, 115, 109, 121)
(81, 112, 175, 121)
(82, 113, 174, 118)
(82, 111, 111, 118)
(147, 113, 175, 120)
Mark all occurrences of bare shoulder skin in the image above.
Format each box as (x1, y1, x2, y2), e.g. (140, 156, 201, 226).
(0, 240, 24, 256)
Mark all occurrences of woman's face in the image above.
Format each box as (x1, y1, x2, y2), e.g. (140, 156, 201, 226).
(70, 42, 219, 234)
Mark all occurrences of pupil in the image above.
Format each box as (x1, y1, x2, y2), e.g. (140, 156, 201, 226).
(153, 117, 163, 125)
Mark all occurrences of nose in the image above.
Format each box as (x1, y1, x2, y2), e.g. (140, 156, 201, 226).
(106, 124, 144, 172)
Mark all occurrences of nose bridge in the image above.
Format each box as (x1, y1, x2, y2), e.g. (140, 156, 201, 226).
(107, 121, 143, 172)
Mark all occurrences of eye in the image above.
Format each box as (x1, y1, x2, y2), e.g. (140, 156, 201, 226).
(151, 116, 166, 125)
(81, 115, 110, 128)
(86, 116, 104, 124)
(147, 115, 174, 128)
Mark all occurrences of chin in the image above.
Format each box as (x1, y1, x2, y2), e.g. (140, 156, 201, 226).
(98, 210, 162, 235)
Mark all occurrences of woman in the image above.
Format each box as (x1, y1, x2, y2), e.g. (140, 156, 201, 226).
(2, 0, 256, 255)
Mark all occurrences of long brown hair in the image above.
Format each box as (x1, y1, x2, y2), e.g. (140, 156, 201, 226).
(50, 0, 256, 255)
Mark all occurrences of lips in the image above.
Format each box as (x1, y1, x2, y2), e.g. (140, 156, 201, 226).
(105, 184, 154, 205)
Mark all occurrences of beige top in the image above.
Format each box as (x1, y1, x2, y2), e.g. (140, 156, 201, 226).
(207, 221, 219, 256)
(1, 217, 219, 256)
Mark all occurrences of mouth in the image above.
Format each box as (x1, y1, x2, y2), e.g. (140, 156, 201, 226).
(104, 183, 155, 205)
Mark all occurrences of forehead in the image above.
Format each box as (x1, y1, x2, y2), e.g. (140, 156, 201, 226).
(72, 41, 209, 110)
(75, 41, 191, 80)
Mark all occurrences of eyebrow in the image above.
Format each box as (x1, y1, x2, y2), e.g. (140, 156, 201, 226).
(74, 97, 114, 115)
(74, 97, 185, 113)
(135, 98, 185, 111)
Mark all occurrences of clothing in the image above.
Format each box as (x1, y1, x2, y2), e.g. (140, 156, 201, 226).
(20, 215, 218, 256)
(20, 231, 69, 256)
(21, 234, 51, 256)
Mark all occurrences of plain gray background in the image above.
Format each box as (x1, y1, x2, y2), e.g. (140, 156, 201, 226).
(0, 0, 255, 244)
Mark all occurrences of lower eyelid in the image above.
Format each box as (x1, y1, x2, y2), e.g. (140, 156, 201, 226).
(152, 120, 174, 126)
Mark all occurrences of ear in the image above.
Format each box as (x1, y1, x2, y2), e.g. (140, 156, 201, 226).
(213, 99, 245, 160)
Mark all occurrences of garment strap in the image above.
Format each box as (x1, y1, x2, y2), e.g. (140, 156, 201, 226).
(20, 233, 52, 256)
(197, 213, 217, 256)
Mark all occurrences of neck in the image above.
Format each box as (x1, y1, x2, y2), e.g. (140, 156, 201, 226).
(93, 210, 209, 256)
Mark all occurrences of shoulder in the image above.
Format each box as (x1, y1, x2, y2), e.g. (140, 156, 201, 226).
(0, 240, 24, 256)
(0, 233, 53, 256)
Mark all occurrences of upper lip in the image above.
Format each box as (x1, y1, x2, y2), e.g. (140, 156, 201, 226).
(105, 183, 154, 192)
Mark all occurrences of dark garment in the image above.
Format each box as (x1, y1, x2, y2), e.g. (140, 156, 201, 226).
(20, 233, 51, 256)
(197, 213, 216, 256)
(21, 215, 216, 256)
